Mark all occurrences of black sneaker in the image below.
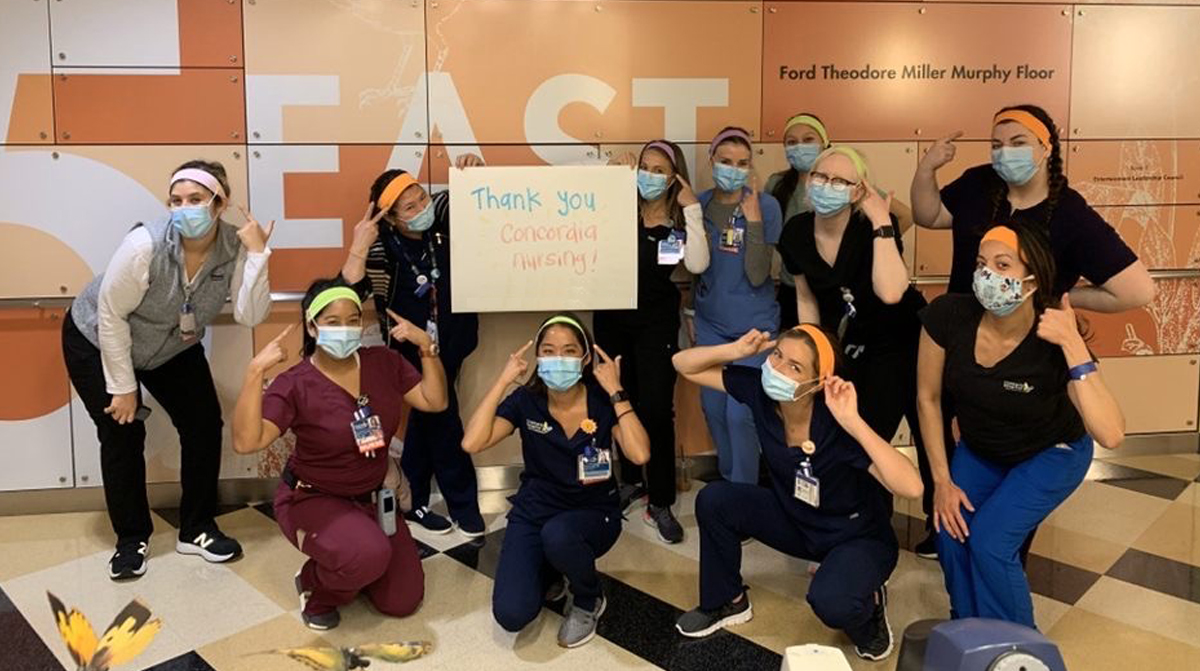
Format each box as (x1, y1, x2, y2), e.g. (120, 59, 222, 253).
(676, 595, 753, 638)
(109, 542, 148, 581)
(295, 569, 340, 630)
(405, 506, 454, 534)
(915, 532, 938, 560)
(176, 528, 242, 563)
(618, 484, 647, 514)
(544, 577, 569, 603)
(853, 584, 893, 662)
(455, 512, 487, 539)
(644, 505, 684, 544)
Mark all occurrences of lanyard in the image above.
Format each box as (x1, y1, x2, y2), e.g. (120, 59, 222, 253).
(397, 236, 440, 287)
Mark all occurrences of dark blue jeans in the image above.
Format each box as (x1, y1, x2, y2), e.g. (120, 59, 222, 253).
(492, 508, 621, 632)
(938, 436, 1093, 627)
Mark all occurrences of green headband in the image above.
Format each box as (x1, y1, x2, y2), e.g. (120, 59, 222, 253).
(536, 315, 590, 351)
(784, 114, 829, 147)
(816, 145, 871, 184)
(306, 287, 361, 322)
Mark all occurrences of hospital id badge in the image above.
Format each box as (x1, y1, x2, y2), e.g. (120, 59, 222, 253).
(425, 319, 439, 346)
(351, 414, 386, 454)
(179, 304, 197, 343)
(578, 449, 613, 485)
(794, 469, 820, 508)
(718, 227, 743, 253)
(658, 236, 684, 265)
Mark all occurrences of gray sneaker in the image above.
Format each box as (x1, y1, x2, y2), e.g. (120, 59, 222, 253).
(557, 595, 606, 648)
(644, 505, 684, 544)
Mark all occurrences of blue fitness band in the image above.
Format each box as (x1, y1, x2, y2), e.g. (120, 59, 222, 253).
(1069, 361, 1098, 381)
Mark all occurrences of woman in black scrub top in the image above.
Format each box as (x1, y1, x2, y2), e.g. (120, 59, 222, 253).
(598, 140, 707, 544)
(909, 103, 1152, 556)
(672, 325, 922, 662)
(462, 314, 650, 649)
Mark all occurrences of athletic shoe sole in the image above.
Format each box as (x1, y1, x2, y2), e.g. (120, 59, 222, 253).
(915, 550, 938, 560)
(642, 512, 683, 545)
(175, 540, 239, 563)
(559, 597, 607, 648)
(675, 603, 754, 638)
(406, 517, 456, 535)
(456, 522, 487, 539)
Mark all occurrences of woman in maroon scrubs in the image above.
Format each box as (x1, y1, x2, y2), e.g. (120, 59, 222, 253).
(233, 277, 447, 630)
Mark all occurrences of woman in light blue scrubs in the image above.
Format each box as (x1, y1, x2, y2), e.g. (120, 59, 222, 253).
(693, 126, 784, 483)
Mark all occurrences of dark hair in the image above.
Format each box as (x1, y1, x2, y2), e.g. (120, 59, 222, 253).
(524, 312, 596, 396)
(367, 168, 411, 219)
(771, 112, 826, 214)
(638, 140, 692, 231)
(712, 125, 753, 155)
(987, 104, 1065, 235)
(986, 220, 1091, 339)
(777, 324, 843, 383)
(172, 159, 232, 207)
(299, 276, 364, 356)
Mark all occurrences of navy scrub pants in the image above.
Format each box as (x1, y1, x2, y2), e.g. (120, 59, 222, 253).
(492, 508, 621, 632)
(696, 480, 897, 648)
(937, 436, 1093, 628)
(693, 316, 771, 485)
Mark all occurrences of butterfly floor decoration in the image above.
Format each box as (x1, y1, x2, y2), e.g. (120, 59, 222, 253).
(253, 641, 433, 670)
(47, 592, 162, 671)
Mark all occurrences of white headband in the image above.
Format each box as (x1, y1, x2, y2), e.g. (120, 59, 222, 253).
(170, 168, 226, 201)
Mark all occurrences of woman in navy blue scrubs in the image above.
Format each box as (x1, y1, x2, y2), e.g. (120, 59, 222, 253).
(462, 314, 650, 648)
(672, 325, 922, 662)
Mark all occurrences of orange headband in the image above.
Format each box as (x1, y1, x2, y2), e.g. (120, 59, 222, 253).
(992, 110, 1051, 149)
(981, 225, 1022, 258)
(795, 324, 835, 380)
(377, 173, 420, 211)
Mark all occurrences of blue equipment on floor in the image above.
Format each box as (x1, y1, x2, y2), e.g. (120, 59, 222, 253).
(896, 618, 1067, 671)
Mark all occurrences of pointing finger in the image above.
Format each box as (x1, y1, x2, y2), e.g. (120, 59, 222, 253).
(943, 130, 965, 143)
(271, 323, 296, 344)
(515, 339, 534, 358)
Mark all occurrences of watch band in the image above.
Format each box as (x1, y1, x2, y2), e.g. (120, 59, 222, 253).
(873, 225, 897, 239)
(1069, 361, 1098, 381)
(610, 390, 630, 405)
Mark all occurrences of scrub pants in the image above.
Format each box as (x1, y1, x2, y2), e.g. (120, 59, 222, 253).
(275, 483, 424, 618)
(399, 359, 483, 528)
(62, 312, 223, 546)
(492, 507, 621, 632)
(696, 481, 897, 648)
(593, 317, 679, 508)
(937, 436, 1093, 627)
(694, 316, 771, 484)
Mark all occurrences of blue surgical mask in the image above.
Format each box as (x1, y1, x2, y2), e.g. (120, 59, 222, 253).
(760, 359, 821, 403)
(315, 325, 362, 359)
(972, 266, 1033, 317)
(991, 146, 1040, 186)
(170, 199, 216, 239)
(403, 201, 435, 233)
(537, 356, 584, 392)
(785, 144, 822, 173)
(712, 163, 749, 192)
(808, 182, 852, 216)
(637, 170, 670, 200)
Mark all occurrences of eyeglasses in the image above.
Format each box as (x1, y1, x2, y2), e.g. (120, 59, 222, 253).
(809, 172, 858, 192)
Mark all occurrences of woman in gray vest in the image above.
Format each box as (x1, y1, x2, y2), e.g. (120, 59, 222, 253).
(61, 160, 274, 581)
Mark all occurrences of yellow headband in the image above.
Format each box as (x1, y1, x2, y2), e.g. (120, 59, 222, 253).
(306, 287, 361, 322)
(537, 315, 590, 351)
(377, 173, 421, 212)
(814, 145, 871, 185)
(784, 114, 829, 147)
(993, 110, 1052, 149)
(795, 324, 835, 380)
(981, 225, 1022, 259)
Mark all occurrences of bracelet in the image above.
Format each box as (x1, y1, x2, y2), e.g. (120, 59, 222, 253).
(1068, 361, 1098, 381)
(682, 307, 696, 317)
(616, 408, 635, 422)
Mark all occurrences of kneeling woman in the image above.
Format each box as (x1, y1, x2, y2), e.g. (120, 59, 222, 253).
(917, 225, 1124, 627)
(462, 314, 650, 648)
(672, 326, 922, 662)
(233, 279, 448, 630)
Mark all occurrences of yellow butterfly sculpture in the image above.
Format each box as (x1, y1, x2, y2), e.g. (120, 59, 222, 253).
(48, 592, 162, 671)
(256, 641, 432, 670)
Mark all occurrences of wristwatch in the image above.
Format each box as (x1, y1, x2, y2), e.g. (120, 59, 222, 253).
(873, 225, 897, 239)
(610, 390, 630, 405)
(420, 343, 440, 358)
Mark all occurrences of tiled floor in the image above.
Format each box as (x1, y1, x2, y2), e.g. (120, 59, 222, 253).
(2, 452, 1199, 670)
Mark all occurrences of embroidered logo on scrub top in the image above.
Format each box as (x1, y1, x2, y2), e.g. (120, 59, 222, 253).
(525, 419, 552, 434)
(1003, 380, 1034, 394)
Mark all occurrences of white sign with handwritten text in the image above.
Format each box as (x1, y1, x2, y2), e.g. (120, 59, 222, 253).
(449, 165, 638, 313)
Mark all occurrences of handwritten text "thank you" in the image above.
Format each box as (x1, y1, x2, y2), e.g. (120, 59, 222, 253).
(470, 186, 601, 276)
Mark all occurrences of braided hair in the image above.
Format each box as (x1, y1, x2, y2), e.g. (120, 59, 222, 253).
(987, 104, 1066, 236)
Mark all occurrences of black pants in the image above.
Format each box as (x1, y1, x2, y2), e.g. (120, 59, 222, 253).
(777, 282, 799, 331)
(61, 312, 223, 546)
(593, 317, 678, 508)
